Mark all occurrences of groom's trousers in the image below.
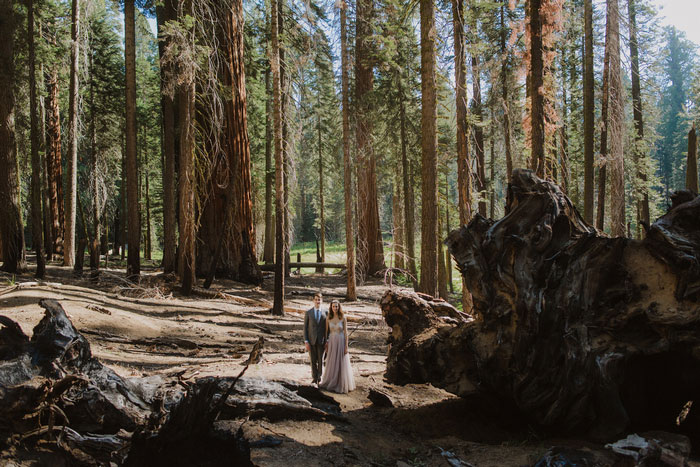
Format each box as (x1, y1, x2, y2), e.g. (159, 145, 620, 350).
(309, 343, 324, 383)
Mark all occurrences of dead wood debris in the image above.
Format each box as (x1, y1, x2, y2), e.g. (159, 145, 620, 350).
(0, 299, 343, 465)
(382, 169, 700, 445)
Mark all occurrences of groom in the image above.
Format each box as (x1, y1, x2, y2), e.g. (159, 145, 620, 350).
(304, 292, 327, 386)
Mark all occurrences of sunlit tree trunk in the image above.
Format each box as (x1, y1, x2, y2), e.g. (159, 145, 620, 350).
(453, 0, 473, 310)
(419, 0, 438, 296)
(64, 0, 80, 267)
(607, 0, 625, 237)
(28, 0, 45, 278)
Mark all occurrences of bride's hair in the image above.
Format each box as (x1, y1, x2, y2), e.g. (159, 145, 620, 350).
(328, 300, 344, 320)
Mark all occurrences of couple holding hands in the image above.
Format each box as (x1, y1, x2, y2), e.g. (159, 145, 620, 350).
(303, 292, 356, 394)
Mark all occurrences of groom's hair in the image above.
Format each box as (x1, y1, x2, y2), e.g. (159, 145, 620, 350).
(313, 292, 322, 299)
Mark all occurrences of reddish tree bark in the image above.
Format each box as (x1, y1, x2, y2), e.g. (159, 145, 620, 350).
(197, 1, 262, 285)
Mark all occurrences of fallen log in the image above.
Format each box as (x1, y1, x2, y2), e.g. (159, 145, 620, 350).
(0, 299, 341, 465)
(382, 169, 700, 440)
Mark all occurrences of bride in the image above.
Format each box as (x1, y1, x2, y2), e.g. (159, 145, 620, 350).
(320, 300, 355, 393)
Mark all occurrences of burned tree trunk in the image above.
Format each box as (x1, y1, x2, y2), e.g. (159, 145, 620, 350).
(382, 169, 700, 440)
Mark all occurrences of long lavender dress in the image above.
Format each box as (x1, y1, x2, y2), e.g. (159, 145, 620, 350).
(320, 318, 355, 393)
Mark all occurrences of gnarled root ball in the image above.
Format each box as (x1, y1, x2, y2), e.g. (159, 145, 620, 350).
(382, 169, 700, 441)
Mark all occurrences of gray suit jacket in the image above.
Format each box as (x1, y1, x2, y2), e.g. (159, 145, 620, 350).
(304, 307, 327, 346)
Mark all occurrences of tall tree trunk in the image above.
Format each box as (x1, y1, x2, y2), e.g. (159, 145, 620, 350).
(28, 0, 45, 278)
(340, 0, 356, 300)
(120, 143, 126, 261)
(628, 0, 649, 233)
(356, 0, 384, 278)
(317, 101, 325, 268)
(178, 79, 196, 294)
(398, 77, 416, 283)
(145, 173, 152, 260)
(263, 28, 274, 264)
(272, 0, 285, 314)
(607, 0, 625, 237)
(437, 214, 448, 300)
(500, 1, 512, 183)
(64, 0, 80, 267)
(392, 180, 404, 270)
(529, 0, 545, 177)
(89, 50, 100, 272)
(489, 107, 495, 219)
(0, 0, 26, 272)
(419, 0, 438, 297)
(468, 2, 486, 217)
(197, 1, 262, 285)
(279, 3, 291, 278)
(687, 126, 698, 192)
(454, 0, 473, 310)
(40, 61, 52, 259)
(583, 0, 594, 223)
(125, 0, 140, 278)
(46, 66, 63, 258)
(596, 11, 611, 231)
(157, 0, 177, 273)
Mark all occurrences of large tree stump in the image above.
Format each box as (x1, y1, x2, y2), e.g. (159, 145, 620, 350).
(382, 169, 700, 440)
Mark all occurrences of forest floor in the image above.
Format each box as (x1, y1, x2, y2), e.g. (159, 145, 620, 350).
(1, 259, 692, 466)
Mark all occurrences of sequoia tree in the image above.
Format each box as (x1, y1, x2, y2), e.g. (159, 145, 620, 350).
(356, 0, 385, 277)
(0, 0, 26, 272)
(607, 0, 625, 237)
(197, 0, 262, 285)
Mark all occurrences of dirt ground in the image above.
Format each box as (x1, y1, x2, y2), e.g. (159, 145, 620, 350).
(0, 261, 686, 466)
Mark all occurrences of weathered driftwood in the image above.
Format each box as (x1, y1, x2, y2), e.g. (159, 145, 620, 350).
(382, 169, 700, 440)
(0, 299, 338, 465)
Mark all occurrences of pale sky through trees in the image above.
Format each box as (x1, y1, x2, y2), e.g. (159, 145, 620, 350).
(651, 0, 700, 46)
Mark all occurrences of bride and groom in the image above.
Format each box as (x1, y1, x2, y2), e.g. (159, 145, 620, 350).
(303, 292, 355, 393)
